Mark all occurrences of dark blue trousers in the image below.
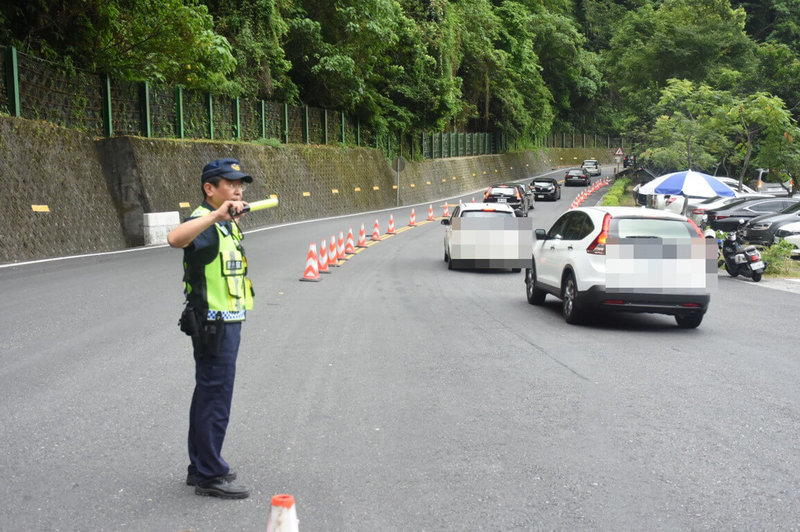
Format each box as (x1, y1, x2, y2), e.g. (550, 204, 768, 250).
(187, 321, 241, 481)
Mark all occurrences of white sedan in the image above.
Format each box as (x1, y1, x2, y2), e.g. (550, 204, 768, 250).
(442, 202, 530, 272)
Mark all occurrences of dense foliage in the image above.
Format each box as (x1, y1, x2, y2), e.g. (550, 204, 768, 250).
(2, 0, 799, 184)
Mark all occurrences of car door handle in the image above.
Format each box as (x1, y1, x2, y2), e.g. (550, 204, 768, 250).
(567, 245, 573, 250)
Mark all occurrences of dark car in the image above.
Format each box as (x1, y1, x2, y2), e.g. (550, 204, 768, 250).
(483, 184, 530, 215)
(529, 177, 561, 201)
(707, 197, 800, 231)
(564, 168, 590, 187)
(744, 200, 800, 244)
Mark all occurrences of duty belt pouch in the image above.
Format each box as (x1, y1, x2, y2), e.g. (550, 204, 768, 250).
(179, 303, 201, 338)
(199, 312, 225, 358)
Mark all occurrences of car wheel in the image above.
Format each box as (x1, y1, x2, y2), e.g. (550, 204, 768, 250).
(525, 267, 546, 305)
(675, 313, 703, 329)
(561, 272, 583, 324)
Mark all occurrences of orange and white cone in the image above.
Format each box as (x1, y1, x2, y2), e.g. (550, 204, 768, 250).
(299, 243, 320, 281)
(443, 204, 450, 217)
(409, 208, 416, 226)
(318, 239, 330, 274)
(345, 228, 356, 254)
(427, 204, 434, 221)
(337, 231, 345, 258)
(371, 219, 381, 241)
(357, 223, 368, 247)
(471, 197, 476, 203)
(266, 494, 299, 532)
(329, 235, 339, 266)
(387, 214, 396, 234)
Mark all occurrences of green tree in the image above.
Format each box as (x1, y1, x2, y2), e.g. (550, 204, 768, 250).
(1, 0, 237, 91)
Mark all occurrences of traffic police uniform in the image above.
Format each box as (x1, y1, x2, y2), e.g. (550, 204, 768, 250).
(181, 159, 254, 491)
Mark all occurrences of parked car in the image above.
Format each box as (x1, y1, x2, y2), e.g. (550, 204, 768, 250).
(529, 177, 561, 201)
(706, 197, 800, 231)
(442, 202, 527, 271)
(743, 201, 800, 245)
(688, 193, 772, 227)
(774, 222, 800, 257)
(564, 168, 591, 187)
(482, 184, 531, 215)
(715, 176, 758, 195)
(581, 159, 601, 176)
(524, 206, 714, 328)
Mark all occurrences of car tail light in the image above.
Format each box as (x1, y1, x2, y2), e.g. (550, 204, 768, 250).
(603, 299, 624, 305)
(692, 208, 706, 215)
(681, 303, 701, 308)
(587, 213, 611, 255)
(713, 214, 728, 220)
(687, 218, 703, 237)
(515, 190, 521, 200)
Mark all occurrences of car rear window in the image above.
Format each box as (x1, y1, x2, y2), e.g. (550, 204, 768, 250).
(613, 218, 696, 239)
(461, 210, 514, 218)
(489, 187, 515, 196)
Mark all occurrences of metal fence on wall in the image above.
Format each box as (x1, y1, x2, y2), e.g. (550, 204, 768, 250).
(2, 45, 616, 160)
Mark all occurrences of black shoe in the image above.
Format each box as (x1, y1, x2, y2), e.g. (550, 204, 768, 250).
(186, 469, 237, 486)
(195, 477, 250, 499)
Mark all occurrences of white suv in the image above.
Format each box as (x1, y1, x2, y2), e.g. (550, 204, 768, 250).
(581, 159, 601, 176)
(524, 206, 716, 328)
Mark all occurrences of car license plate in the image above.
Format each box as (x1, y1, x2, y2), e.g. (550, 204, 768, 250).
(498, 197, 507, 203)
(751, 261, 764, 270)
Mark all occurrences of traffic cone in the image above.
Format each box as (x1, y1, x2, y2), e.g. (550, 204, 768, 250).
(443, 204, 450, 217)
(357, 223, 368, 247)
(266, 494, 299, 532)
(345, 228, 356, 254)
(299, 243, 320, 281)
(329, 235, 339, 266)
(387, 214, 396, 234)
(318, 239, 330, 274)
(472, 197, 476, 202)
(409, 208, 416, 226)
(337, 231, 345, 257)
(371, 219, 381, 241)
(427, 204, 434, 221)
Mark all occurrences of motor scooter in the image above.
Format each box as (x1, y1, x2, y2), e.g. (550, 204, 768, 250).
(721, 220, 766, 282)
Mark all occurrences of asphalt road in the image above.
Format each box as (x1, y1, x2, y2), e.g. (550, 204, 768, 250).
(2, 168, 799, 531)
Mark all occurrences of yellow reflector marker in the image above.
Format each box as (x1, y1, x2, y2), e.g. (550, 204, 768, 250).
(426, 181, 431, 185)
(452, 176, 457, 180)
(373, 186, 380, 191)
(410, 183, 415, 188)
(441, 178, 446, 183)
(31, 205, 50, 212)
(302, 191, 311, 197)
(269, 194, 278, 199)
(354, 187, 361, 192)
(331, 189, 339, 194)
(179, 202, 191, 208)
(392, 185, 397, 190)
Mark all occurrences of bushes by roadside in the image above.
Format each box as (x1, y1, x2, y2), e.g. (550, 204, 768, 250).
(601, 177, 631, 206)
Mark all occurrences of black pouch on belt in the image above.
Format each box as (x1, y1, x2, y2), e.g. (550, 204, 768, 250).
(179, 303, 202, 338)
(199, 312, 225, 358)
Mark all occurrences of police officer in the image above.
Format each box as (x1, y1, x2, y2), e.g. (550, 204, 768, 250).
(168, 158, 254, 499)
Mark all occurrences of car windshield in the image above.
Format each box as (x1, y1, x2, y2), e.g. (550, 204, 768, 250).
(781, 202, 800, 214)
(614, 218, 696, 239)
(461, 210, 513, 218)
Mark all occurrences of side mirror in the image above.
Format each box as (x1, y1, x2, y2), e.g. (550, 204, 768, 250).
(441, 219, 450, 226)
(535, 228, 547, 240)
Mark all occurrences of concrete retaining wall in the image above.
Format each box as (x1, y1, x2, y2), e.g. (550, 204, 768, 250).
(0, 115, 611, 263)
